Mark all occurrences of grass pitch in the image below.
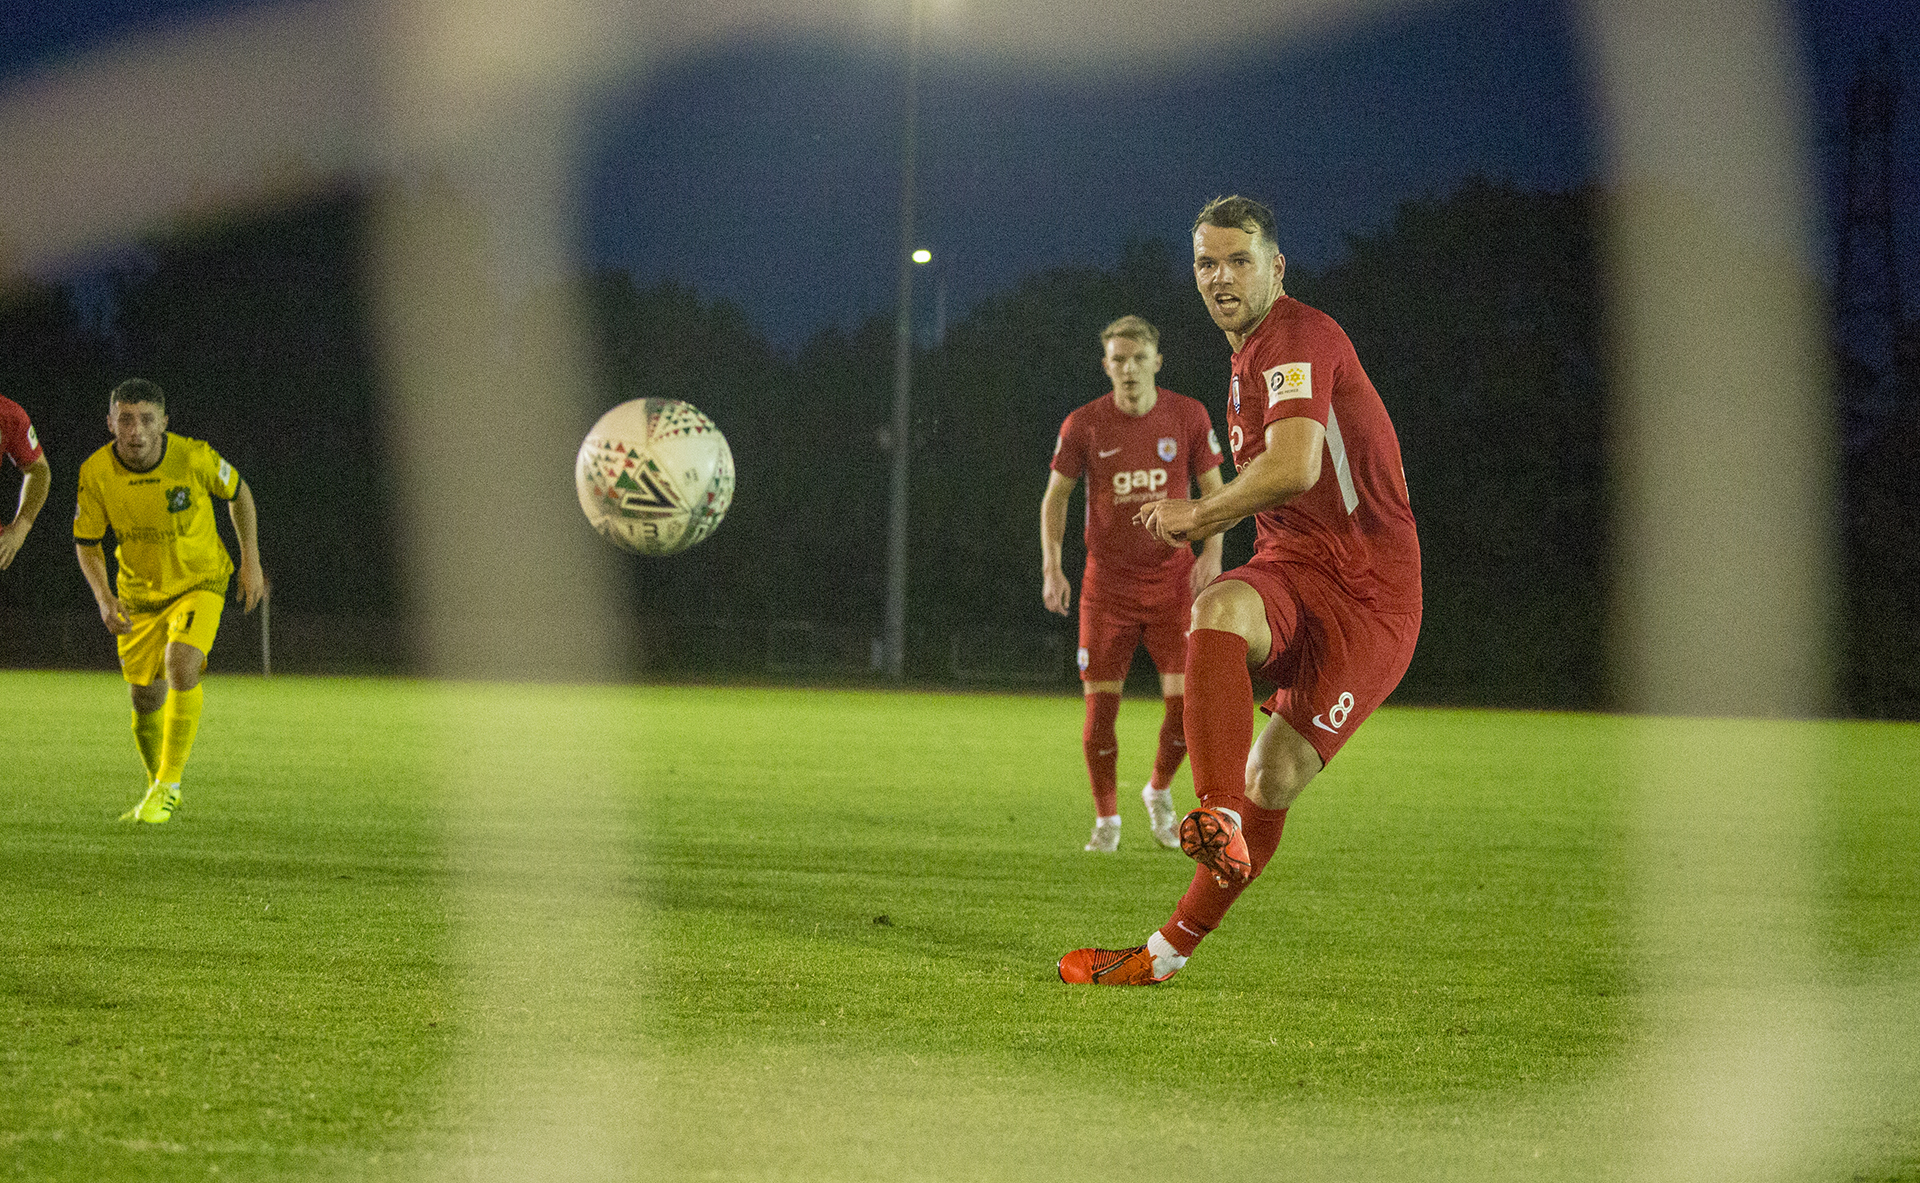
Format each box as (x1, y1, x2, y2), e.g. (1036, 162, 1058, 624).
(2, 671, 1916, 1181)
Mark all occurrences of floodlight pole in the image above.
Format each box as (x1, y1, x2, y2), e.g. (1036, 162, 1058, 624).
(883, 0, 924, 681)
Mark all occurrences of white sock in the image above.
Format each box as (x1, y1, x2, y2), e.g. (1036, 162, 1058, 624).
(1143, 784, 1170, 800)
(1146, 931, 1188, 978)
(1096, 815, 1121, 827)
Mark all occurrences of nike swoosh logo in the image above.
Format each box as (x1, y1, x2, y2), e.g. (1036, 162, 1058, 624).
(1312, 715, 1339, 734)
(1098, 447, 1122, 458)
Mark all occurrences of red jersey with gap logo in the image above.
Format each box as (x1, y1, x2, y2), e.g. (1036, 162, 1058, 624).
(1052, 389, 1223, 606)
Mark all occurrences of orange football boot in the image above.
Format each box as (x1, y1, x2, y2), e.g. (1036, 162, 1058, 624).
(1057, 945, 1176, 985)
(1179, 807, 1252, 888)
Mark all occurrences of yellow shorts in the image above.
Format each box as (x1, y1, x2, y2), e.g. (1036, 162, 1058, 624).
(118, 589, 226, 686)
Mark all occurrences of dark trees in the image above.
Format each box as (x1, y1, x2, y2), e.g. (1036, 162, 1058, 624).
(10, 176, 1906, 714)
(1303, 179, 1609, 707)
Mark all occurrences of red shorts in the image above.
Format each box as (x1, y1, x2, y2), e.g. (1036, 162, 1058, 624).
(1219, 558, 1420, 764)
(1077, 587, 1189, 683)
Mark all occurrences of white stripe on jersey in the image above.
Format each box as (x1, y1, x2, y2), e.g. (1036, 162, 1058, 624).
(1325, 407, 1359, 515)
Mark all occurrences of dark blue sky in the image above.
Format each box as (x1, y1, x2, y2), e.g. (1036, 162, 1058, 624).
(5, 0, 1917, 350)
(581, 0, 1595, 346)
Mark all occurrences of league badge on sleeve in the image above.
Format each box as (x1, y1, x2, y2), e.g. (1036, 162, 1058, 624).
(1265, 362, 1311, 405)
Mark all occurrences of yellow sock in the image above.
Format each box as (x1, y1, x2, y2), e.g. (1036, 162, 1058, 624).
(157, 684, 204, 786)
(131, 709, 164, 782)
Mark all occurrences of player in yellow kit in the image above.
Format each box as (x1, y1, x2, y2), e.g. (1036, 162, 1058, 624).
(74, 379, 267, 824)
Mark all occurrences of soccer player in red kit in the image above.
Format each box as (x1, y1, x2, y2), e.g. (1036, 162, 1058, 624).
(1059, 196, 1420, 984)
(1042, 315, 1224, 852)
(0, 393, 51, 571)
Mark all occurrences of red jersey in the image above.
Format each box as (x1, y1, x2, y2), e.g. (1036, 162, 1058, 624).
(1226, 297, 1420, 613)
(0, 395, 43, 470)
(1053, 388, 1223, 602)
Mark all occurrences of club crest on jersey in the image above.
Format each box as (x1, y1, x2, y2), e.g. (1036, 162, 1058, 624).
(165, 486, 192, 513)
(1157, 437, 1177, 462)
(1230, 376, 1241, 414)
(1265, 362, 1311, 406)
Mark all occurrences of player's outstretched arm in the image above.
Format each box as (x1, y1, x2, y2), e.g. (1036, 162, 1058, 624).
(1039, 471, 1076, 617)
(75, 542, 129, 634)
(227, 480, 268, 612)
(0, 455, 50, 570)
(1138, 418, 1324, 546)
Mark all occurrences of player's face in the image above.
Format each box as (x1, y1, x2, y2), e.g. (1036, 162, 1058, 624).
(1101, 335, 1163, 406)
(1193, 223, 1285, 338)
(108, 399, 168, 468)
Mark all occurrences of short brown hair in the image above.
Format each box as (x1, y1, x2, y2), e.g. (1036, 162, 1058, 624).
(1100, 314, 1160, 350)
(1193, 195, 1279, 251)
(109, 378, 166, 411)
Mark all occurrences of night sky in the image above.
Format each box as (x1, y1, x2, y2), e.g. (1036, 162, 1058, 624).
(4, 0, 1916, 350)
(580, 0, 1593, 347)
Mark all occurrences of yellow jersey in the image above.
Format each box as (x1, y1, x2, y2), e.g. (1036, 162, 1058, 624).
(74, 433, 242, 612)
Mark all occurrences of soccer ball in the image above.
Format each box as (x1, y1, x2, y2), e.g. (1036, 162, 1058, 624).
(575, 398, 735, 555)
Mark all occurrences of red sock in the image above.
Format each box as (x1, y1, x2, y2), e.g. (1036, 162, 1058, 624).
(1183, 629, 1254, 813)
(1159, 805, 1288, 956)
(1082, 691, 1121, 817)
(1150, 694, 1186, 789)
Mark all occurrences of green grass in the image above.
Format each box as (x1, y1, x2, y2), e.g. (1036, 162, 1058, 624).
(2, 671, 1916, 1180)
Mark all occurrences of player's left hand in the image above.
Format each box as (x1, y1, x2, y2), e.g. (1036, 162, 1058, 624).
(237, 560, 269, 613)
(0, 521, 26, 570)
(1137, 498, 1202, 545)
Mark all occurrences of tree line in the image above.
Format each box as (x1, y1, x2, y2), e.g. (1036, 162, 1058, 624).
(1, 178, 1913, 717)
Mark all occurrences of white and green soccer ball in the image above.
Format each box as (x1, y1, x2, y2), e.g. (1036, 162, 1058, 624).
(575, 398, 735, 556)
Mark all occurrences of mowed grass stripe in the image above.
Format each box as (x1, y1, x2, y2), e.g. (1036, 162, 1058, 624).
(2, 672, 1914, 1181)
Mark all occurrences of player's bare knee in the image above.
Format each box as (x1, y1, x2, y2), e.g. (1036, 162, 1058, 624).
(130, 681, 167, 713)
(1245, 765, 1310, 811)
(164, 642, 205, 691)
(1245, 742, 1308, 806)
(1245, 719, 1323, 810)
(1189, 581, 1262, 641)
